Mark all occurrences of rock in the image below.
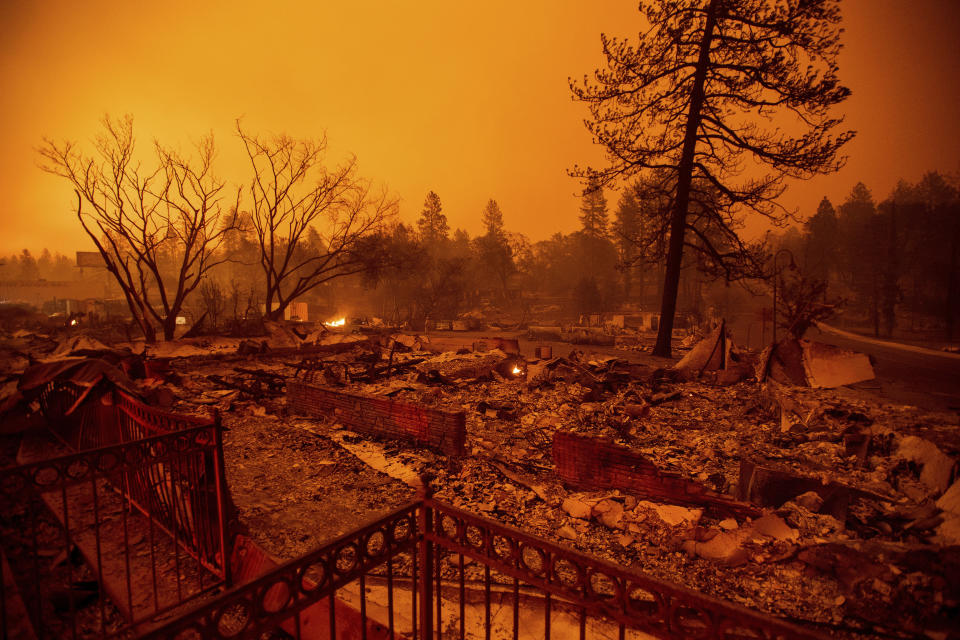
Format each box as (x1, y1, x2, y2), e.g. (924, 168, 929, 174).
(681, 529, 750, 566)
(634, 500, 702, 528)
(692, 526, 718, 542)
(530, 484, 551, 504)
(795, 490, 825, 513)
(896, 436, 955, 493)
(718, 518, 738, 531)
(934, 513, 960, 546)
(557, 525, 577, 540)
(617, 534, 634, 547)
(750, 513, 799, 542)
(393, 334, 418, 349)
(562, 497, 593, 520)
(593, 499, 625, 529)
(936, 480, 960, 515)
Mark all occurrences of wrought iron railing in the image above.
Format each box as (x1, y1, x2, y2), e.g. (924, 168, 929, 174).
(422, 498, 822, 640)
(37, 383, 215, 452)
(0, 407, 230, 639)
(139, 502, 422, 640)
(10, 382, 824, 639)
(140, 492, 826, 640)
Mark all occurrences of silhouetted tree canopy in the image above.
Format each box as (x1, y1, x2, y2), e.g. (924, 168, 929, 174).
(572, 0, 853, 356)
(579, 179, 609, 239)
(417, 191, 449, 243)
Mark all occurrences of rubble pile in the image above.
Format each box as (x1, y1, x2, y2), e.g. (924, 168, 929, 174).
(1, 324, 957, 638)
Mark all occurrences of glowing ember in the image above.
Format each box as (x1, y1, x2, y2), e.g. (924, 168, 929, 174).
(324, 317, 346, 327)
(70, 318, 78, 326)
(512, 366, 522, 375)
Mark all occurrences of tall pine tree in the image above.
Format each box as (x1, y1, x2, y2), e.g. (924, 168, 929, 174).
(579, 180, 609, 239)
(417, 191, 449, 243)
(572, 0, 853, 356)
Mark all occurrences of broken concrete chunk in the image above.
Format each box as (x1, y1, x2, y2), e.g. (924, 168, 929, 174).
(718, 518, 738, 531)
(634, 500, 702, 528)
(933, 514, 960, 546)
(750, 513, 799, 542)
(684, 513, 798, 566)
(794, 491, 825, 513)
(557, 525, 577, 540)
(897, 436, 955, 494)
(682, 530, 750, 566)
(561, 497, 593, 520)
(936, 480, 960, 516)
(930, 481, 960, 544)
(392, 334, 418, 349)
(592, 499, 625, 529)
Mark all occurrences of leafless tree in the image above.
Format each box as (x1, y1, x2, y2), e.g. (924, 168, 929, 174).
(777, 270, 840, 339)
(198, 279, 226, 332)
(237, 122, 396, 320)
(39, 115, 239, 342)
(572, 0, 853, 356)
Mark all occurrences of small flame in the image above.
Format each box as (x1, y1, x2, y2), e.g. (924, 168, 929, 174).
(512, 366, 522, 376)
(324, 317, 346, 327)
(70, 318, 78, 326)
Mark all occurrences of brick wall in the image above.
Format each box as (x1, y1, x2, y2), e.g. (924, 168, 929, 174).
(552, 431, 758, 518)
(288, 381, 466, 457)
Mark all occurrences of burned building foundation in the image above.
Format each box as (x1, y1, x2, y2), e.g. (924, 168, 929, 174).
(288, 380, 467, 457)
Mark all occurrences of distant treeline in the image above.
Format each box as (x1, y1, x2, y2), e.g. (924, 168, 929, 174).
(0, 249, 75, 282)
(775, 171, 960, 340)
(11, 171, 959, 342)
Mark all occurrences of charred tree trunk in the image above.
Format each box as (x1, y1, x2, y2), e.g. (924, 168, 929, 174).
(652, 0, 719, 358)
(138, 314, 157, 343)
(163, 315, 179, 341)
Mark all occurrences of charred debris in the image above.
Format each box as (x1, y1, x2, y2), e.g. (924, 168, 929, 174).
(0, 316, 958, 639)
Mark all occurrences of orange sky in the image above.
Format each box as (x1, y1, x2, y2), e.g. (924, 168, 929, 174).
(1, 0, 958, 256)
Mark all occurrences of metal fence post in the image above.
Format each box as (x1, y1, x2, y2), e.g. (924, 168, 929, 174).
(417, 476, 434, 640)
(211, 410, 232, 587)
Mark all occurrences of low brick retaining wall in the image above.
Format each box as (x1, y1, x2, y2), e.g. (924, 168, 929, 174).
(553, 431, 758, 518)
(288, 381, 466, 456)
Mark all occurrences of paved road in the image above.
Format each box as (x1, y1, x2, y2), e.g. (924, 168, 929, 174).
(806, 325, 960, 412)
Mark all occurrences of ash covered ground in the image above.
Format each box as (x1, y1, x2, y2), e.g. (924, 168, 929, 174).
(2, 321, 959, 639)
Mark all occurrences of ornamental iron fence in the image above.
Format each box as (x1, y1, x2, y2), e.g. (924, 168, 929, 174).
(0, 392, 230, 639)
(140, 494, 825, 640)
